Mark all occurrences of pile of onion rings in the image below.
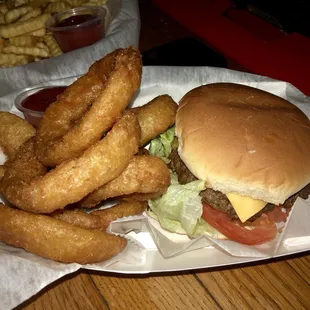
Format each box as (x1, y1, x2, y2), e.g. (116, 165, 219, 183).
(0, 46, 177, 264)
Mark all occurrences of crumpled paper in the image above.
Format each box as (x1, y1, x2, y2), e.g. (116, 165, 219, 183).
(0, 0, 140, 97)
(0, 65, 310, 309)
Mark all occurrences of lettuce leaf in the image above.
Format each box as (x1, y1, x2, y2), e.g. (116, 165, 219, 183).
(149, 126, 175, 163)
(148, 174, 207, 236)
(148, 127, 219, 237)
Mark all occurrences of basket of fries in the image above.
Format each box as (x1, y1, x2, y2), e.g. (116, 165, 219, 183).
(0, 0, 140, 96)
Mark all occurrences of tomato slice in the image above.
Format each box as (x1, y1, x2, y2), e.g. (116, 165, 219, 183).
(202, 202, 278, 245)
(266, 206, 290, 223)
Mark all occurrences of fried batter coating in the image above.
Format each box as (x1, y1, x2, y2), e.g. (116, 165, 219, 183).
(81, 155, 170, 208)
(35, 46, 142, 167)
(0, 166, 5, 180)
(51, 209, 107, 231)
(0, 112, 35, 159)
(1, 137, 47, 182)
(122, 192, 162, 201)
(0, 204, 126, 264)
(132, 95, 178, 146)
(0, 112, 140, 213)
(91, 200, 147, 225)
(52, 200, 147, 230)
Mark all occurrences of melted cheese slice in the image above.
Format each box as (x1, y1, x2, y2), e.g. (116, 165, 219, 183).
(226, 193, 267, 223)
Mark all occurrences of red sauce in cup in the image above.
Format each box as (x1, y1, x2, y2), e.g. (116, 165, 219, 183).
(51, 14, 105, 53)
(56, 14, 95, 27)
(21, 86, 67, 113)
(17, 86, 67, 127)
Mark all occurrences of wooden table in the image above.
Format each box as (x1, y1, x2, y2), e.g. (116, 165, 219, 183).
(16, 1, 310, 309)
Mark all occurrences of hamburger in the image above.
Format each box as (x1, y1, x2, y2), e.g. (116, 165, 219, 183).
(148, 83, 310, 245)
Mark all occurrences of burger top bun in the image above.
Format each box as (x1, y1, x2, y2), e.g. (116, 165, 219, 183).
(176, 83, 310, 204)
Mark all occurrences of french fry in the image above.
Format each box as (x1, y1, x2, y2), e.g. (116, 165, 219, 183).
(85, 0, 107, 3)
(14, 0, 31, 7)
(13, 55, 31, 66)
(43, 33, 62, 56)
(19, 7, 41, 21)
(0, 57, 30, 67)
(36, 41, 48, 52)
(9, 34, 38, 47)
(0, 53, 27, 65)
(4, 5, 32, 23)
(44, 1, 71, 14)
(28, 27, 46, 37)
(5, 0, 15, 10)
(0, 38, 4, 52)
(0, 14, 51, 38)
(0, 0, 107, 67)
(84, 0, 107, 5)
(66, 0, 86, 6)
(3, 44, 50, 58)
(0, 3, 8, 14)
(0, 13, 5, 25)
(29, 0, 50, 8)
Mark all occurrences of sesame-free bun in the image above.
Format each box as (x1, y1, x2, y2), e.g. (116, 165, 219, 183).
(176, 83, 310, 204)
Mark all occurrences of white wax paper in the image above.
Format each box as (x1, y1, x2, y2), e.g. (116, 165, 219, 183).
(0, 65, 310, 309)
(0, 0, 140, 97)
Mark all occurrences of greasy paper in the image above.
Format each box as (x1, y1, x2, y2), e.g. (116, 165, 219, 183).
(0, 66, 310, 309)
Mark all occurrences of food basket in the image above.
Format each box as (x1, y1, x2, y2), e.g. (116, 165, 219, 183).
(0, 0, 140, 97)
(0, 65, 310, 309)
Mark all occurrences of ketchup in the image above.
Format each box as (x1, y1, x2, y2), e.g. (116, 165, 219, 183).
(56, 14, 95, 27)
(22, 86, 67, 113)
(52, 13, 105, 53)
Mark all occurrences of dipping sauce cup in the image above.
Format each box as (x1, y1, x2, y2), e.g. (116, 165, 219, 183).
(45, 6, 106, 53)
(15, 86, 67, 127)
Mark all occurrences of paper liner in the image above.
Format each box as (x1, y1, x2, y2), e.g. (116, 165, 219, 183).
(0, 217, 146, 309)
(281, 198, 310, 250)
(103, 199, 310, 259)
(85, 224, 147, 271)
(0, 65, 310, 309)
(0, 243, 80, 310)
(0, 213, 147, 271)
(144, 198, 310, 258)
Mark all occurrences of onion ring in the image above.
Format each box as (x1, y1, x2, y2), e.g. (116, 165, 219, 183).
(51, 209, 108, 231)
(0, 112, 35, 160)
(0, 203, 127, 264)
(51, 200, 147, 230)
(132, 95, 178, 146)
(121, 192, 163, 201)
(0, 111, 140, 213)
(35, 46, 142, 166)
(0, 166, 5, 180)
(81, 155, 171, 208)
(91, 200, 147, 225)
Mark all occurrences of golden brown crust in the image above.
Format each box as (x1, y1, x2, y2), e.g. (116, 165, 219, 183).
(132, 94, 178, 146)
(91, 200, 147, 225)
(0, 204, 126, 264)
(176, 83, 310, 204)
(35, 46, 142, 166)
(51, 209, 108, 231)
(0, 166, 5, 180)
(0, 111, 35, 159)
(81, 155, 171, 208)
(0, 112, 140, 213)
(53, 200, 147, 231)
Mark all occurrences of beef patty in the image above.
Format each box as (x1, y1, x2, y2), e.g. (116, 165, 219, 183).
(168, 143, 310, 221)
